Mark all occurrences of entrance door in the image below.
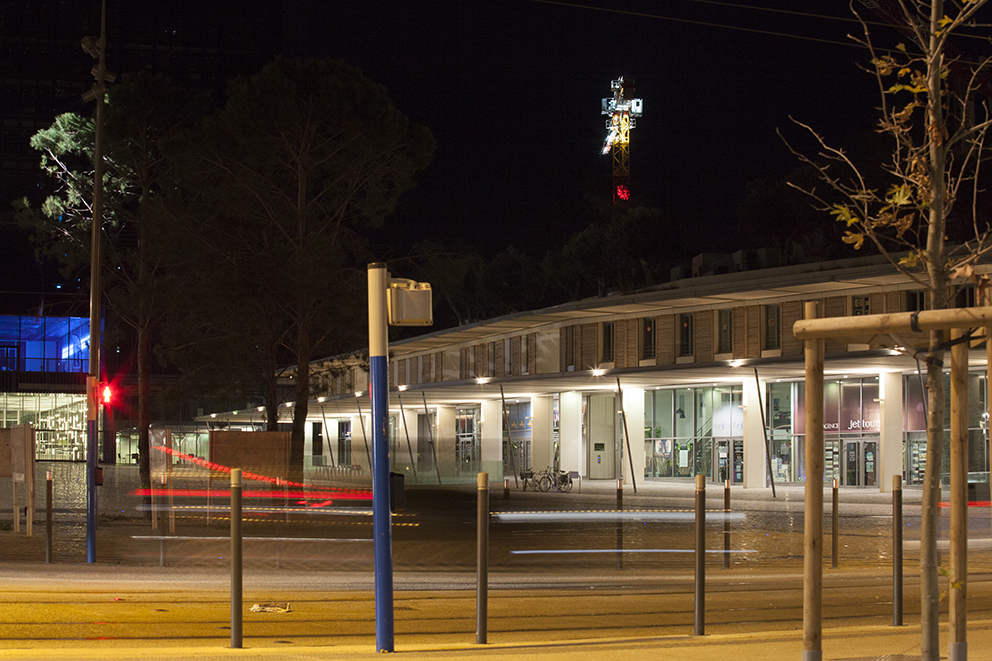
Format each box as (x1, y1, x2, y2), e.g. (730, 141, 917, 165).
(841, 439, 878, 486)
(674, 439, 693, 477)
(843, 441, 860, 486)
(588, 394, 616, 479)
(716, 440, 730, 482)
(863, 441, 877, 487)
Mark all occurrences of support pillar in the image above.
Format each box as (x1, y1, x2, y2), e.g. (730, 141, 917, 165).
(559, 391, 583, 475)
(879, 371, 903, 494)
(743, 377, 766, 489)
(531, 395, 553, 472)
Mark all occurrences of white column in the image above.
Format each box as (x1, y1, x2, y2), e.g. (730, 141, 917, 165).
(397, 405, 419, 467)
(743, 376, 767, 489)
(350, 415, 368, 470)
(622, 387, 646, 487)
(531, 395, 553, 471)
(435, 406, 456, 477)
(481, 399, 503, 470)
(323, 417, 339, 465)
(559, 391, 583, 475)
(879, 371, 903, 494)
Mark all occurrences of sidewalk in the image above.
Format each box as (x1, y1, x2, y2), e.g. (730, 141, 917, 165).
(0, 620, 989, 660)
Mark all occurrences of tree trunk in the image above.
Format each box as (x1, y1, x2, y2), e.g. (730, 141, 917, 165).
(920, 3, 947, 658)
(264, 339, 280, 432)
(289, 314, 311, 483)
(137, 317, 152, 500)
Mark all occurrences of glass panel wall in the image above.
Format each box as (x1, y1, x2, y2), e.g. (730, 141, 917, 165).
(644, 384, 742, 481)
(3, 391, 87, 461)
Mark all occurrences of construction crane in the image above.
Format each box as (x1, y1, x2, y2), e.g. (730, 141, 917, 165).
(601, 77, 643, 203)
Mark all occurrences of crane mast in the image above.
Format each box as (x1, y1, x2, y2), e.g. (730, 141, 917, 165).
(601, 77, 643, 202)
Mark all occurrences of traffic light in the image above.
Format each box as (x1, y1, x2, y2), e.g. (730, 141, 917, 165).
(101, 383, 113, 406)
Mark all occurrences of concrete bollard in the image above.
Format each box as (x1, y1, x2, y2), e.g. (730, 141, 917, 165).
(477, 472, 489, 644)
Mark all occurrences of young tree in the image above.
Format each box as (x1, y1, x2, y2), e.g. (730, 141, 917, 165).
(785, 2, 991, 657)
(184, 57, 433, 480)
(15, 73, 203, 497)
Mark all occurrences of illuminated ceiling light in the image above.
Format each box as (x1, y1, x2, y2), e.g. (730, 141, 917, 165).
(398, 385, 408, 391)
(210, 413, 217, 418)
(591, 368, 605, 377)
(355, 391, 363, 397)
(257, 406, 264, 412)
(285, 401, 294, 407)
(317, 396, 326, 402)
(729, 360, 743, 368)
(476, 377, 489, 385)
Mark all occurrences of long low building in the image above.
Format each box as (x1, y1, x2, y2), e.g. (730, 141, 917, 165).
(204, 254, 991, 493)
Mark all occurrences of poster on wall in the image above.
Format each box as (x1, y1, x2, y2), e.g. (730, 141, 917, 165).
(210, 431, 291, 480)
(10, 424, 34, 484)
(0, 427, 11, 479)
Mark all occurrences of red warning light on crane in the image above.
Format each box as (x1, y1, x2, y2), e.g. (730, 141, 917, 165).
(615, 184, 630, 201)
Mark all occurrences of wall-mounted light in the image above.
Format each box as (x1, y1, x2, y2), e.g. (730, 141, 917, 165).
(476, 377, 490, 385)
(398, 385, 408, 391)
(591, 368, 605, 376)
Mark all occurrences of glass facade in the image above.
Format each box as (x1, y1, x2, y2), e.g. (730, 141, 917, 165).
(644, 385, 743, 481)
(0, 315, 93, 374)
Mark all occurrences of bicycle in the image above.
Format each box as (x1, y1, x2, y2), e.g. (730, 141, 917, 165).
(535, 466, 573, 493)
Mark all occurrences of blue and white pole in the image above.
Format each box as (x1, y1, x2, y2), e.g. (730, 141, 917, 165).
(368, 263, 394, 652)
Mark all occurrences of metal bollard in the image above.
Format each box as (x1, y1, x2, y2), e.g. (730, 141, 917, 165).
(477, 472, 489, 644)
(893, 475, 903, 626)
(230, 469, 243, 649)
(45, 472, 53, 564)
(503, 477, 509, 501)
(832, 478, 839, 568)
(723, 479, 730, 569)
(695, 474, 705, 635)
(616, 479, 623, 570)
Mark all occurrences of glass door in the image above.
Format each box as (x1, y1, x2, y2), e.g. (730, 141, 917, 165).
(843, 440, 860, 486)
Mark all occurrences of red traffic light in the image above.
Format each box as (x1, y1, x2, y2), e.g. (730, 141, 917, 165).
(101, 384, 113, 405)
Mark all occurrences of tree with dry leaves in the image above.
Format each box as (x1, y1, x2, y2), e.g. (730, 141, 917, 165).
(784, 2, 991, 658)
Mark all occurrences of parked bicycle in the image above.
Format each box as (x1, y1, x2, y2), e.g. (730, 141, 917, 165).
(535, 466, 573, 493)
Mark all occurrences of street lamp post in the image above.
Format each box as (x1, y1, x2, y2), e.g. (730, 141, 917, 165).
(81, 0, 114, 564)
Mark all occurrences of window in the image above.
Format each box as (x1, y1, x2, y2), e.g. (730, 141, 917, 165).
(678, 313, 693, 357)
(522, 335, 530, 375)
(640, 317, 656, 359)
(955, 285, 976, 308)
(717, 309, 733, 355)
(763, 304, 781, 351)
(905, 290, 925, 312)
(564, 327, 576, 370)
(601, 321, 614, 362)
(852, 295, 870, 316)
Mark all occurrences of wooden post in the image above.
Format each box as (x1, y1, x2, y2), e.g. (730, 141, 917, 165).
(803, 301, 824, 661)
(949, 329, 967, 660)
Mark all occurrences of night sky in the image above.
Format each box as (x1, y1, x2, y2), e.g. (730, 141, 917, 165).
(284, 0, 889, 257)
(6, 0, 990, 308)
